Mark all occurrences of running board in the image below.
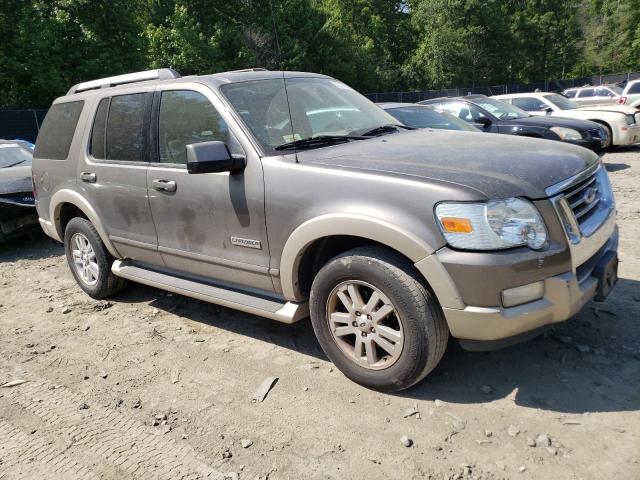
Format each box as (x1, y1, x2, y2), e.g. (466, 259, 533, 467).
(111, 260, 308, 324)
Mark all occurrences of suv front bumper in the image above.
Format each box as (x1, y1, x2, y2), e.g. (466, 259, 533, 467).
(438, 209, 618, 344)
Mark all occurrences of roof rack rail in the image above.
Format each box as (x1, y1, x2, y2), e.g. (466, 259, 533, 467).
(67, 68, 181, 95)
(223, 68, 269, 74)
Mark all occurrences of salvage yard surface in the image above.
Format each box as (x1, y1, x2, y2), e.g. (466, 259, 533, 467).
(1, 149, 639, 480)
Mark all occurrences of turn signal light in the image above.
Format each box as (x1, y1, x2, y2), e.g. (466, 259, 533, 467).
(440, 217, 473, 233)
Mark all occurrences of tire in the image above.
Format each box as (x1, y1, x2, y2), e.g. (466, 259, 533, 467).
(595, 122, 613, 149)
(64, 217, 126, 299)
(309, 246, 449, 392)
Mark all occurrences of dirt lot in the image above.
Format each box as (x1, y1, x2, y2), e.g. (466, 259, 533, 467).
(1, 148, 639, 480)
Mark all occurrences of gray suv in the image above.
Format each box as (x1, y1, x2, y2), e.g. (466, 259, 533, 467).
(33, 69, 619, 391)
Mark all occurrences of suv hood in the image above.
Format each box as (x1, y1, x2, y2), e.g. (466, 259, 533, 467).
(507, 114, 598, 131)
(297, 130, 598, 199)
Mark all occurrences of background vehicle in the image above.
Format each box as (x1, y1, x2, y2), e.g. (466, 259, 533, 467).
(619, 79, 640, 108)
(419, 95, 607, 151)
(33, 69, 618, 392)
(377, 103, 479, 132)
(493, 92, 640, 148)
(563, 85, 623, 106)
(0, 140, 38, 242)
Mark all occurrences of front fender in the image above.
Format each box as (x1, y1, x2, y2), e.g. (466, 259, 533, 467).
(279, 213, 436, 301)
(49, 189, 120, 258)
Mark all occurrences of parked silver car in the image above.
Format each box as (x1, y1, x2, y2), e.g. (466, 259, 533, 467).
(563, 85, 624, 106)
(33, 69, 618, 391)
(0, 140, 38, 242)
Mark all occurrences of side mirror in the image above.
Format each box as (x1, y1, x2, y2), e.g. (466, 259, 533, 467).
(186, 141, 245, 174)
(476, 116, 492, 127)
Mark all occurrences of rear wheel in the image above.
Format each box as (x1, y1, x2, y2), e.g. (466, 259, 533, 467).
(309, 246, 448, 392)
(64, 217, 126, 299)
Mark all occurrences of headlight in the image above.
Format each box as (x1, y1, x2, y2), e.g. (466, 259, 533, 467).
(625, 114, 636, 125)
(550, 126, 582, 141)
(435, 198, 548, 250)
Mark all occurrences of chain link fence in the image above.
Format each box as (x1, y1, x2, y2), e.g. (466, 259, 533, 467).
(365, 71, 640, 103)
(0, 109, 48, 143)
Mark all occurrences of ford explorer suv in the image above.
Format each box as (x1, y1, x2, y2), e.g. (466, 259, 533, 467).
(33, 69, 618, 392)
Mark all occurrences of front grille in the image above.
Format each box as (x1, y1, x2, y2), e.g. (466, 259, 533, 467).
(588, 127, 604, 140)
(561, 170, 601, 225)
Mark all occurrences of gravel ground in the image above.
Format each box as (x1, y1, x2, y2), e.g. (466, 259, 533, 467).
(1, 147, 639, 480)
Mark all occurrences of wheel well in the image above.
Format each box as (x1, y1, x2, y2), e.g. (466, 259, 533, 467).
(58, 203, 87, 234)
(589, 119, 611, 132)
(296, 235, 418, 297)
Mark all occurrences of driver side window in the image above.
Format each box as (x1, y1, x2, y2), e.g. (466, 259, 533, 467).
(158, 90, 230, 164)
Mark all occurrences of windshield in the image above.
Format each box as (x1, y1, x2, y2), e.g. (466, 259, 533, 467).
(0, 145, 33, 168)
(386, 106, 478, 131)
(472, 97, 530, 120)
(544, 94, 579, 110)
(220, 77, 399, 153)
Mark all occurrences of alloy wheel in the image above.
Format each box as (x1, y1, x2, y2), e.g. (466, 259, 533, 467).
(326, 280, 404, 370)
(70, 233, 99, 286)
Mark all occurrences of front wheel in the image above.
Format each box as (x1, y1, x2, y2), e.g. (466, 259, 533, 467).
(309, 246, 448, 392)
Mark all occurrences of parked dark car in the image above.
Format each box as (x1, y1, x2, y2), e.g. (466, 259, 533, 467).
(0, 140, 39, 242)
(378, 103, 479, 132)
(419, 95, 608, 151)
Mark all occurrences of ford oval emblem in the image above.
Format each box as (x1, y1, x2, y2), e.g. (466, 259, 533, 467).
(583, 187, 597, 205)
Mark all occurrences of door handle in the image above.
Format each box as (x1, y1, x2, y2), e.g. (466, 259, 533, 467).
(80, 172, 97, 183)
(152, 179, 177, 192)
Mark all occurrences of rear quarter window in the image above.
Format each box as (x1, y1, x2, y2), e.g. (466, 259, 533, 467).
(34, 101, 84, 160)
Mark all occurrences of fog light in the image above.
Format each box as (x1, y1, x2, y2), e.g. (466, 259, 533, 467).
(501, 281, 545, 308)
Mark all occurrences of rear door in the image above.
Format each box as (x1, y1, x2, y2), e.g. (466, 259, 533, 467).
(79, 91, 162, 265)
(146, 84, 273, 292)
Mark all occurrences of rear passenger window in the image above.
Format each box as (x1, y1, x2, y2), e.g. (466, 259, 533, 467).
(158, 90, 230, 164)
(34, 101, 84, 160)
(106, 93, 151, 162)
(90, 98, 109, 159)
(564, 90, 577, 98)
(579, 89, 595, 98)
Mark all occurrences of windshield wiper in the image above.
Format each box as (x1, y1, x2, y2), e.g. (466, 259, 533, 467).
(360, 124, 416, 137)
(274, 135, 366, 151)
(0, 160, 26, 168)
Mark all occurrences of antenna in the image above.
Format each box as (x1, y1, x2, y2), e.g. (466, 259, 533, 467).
(269, 0, 298, 162)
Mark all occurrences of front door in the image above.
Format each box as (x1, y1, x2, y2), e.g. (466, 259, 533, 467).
(146, 86, 273, 292)
(78, 91, 162, 265)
